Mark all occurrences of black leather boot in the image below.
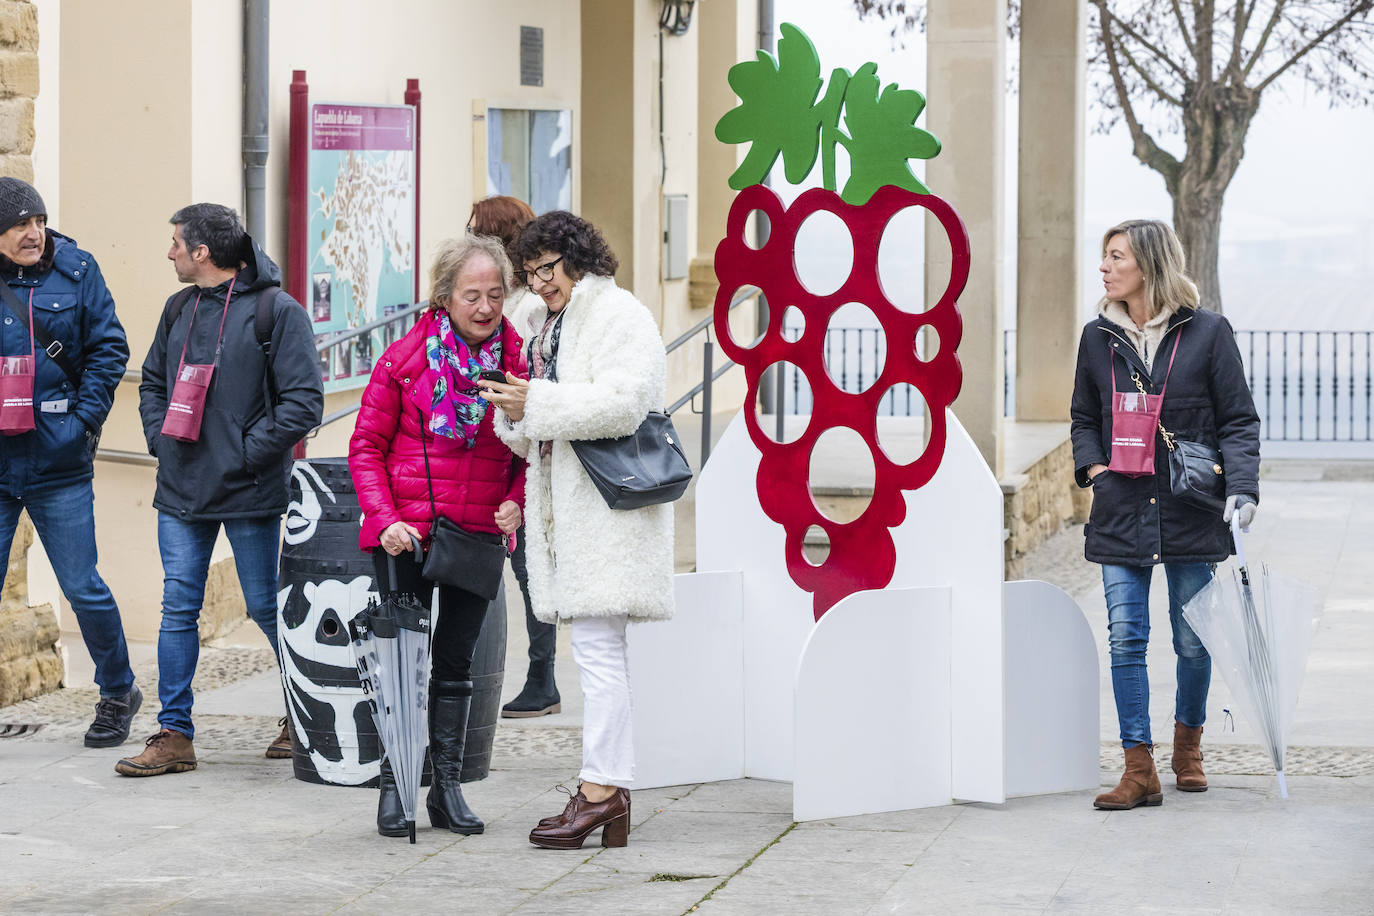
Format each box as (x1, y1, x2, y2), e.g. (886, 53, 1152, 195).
(376, 756, 408, 837)
(501, 660, 561, 718)
(427, 680, 484, 835)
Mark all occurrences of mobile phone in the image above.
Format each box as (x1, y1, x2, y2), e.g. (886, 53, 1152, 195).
(477, 369, 507, 384)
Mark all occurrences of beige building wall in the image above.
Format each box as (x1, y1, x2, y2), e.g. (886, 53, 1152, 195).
(39, 1, 587, 640)
(32, 0, 744, 640)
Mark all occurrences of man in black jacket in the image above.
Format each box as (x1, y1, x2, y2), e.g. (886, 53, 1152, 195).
(118, 204, 323, 777)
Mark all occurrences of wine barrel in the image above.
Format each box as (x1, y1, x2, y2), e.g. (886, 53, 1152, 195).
(278, 457, 506, 788)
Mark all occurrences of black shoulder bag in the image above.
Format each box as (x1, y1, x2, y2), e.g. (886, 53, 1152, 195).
(418, 413, 508, 600)
(1155, 327, 1227, 515)
(572, 410, 693, 510)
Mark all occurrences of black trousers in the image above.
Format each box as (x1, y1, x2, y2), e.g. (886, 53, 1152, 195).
(371, 547, 489, 682)
(509, 525, 556, 664)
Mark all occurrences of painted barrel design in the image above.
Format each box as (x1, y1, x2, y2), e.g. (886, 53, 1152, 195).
(278, 457, 506, 787)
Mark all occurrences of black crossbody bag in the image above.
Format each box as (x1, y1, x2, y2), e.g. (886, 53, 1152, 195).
(1153, 328, 1227, 515)
(417, 413, 508, 600)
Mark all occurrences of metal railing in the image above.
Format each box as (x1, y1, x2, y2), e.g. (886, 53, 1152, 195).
(789, 326, 1373, 444)
(311, 302, 428, 432)
(1237, 330, 1373, 442)
(665, 286, 760, 469)
(96, 303, 429, 466)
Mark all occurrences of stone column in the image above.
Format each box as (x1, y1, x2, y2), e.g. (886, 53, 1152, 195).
(925, 0, 1006, 476)
(1016, 0, 1085, 421)
(579, 0, 649, 304)
(692, 0, 755, 312)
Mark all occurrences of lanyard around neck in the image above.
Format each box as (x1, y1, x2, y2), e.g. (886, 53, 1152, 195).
(175, 276, 238, 369)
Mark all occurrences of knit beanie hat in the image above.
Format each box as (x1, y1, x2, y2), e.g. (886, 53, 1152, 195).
(0, 177, 47, 232)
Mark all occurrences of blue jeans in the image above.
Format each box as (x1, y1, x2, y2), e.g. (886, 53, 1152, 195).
(156, 513, 281, 738)
(1101, 562, 1214, 748)
(0, 480, 134, 697)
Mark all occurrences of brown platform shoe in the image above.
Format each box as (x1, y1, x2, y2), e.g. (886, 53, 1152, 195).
(1171, 721, 1208, 792)
(529, 787, 630, 849)
(115, 729, 198, 777)
(266, 717, 292, 759)
(1094, 744, 1163, 810)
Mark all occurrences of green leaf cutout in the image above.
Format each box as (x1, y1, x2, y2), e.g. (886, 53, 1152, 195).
(714, 22, 941, 204)
(715, 23, 838, 188)
(839, 63, 940, 204)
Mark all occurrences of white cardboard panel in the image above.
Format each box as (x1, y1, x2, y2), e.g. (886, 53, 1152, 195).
(890, 410, 1006, 803)
(794, 586, 953, 821)
(1002, 579, 1100, 797)
(627, 570, 746, 789)
(694, 412, 814, 781)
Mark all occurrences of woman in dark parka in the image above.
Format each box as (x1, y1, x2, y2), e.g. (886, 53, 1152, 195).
(1070, 219, 1261, 810)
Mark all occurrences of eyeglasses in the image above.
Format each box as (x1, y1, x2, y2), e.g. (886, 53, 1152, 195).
(515, 256, 562, 286)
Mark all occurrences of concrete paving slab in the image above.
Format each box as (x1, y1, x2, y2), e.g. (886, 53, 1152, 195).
(4, 469, 1374, 914)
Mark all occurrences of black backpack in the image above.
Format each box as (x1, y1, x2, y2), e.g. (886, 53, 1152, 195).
(160, 285, 285, 405)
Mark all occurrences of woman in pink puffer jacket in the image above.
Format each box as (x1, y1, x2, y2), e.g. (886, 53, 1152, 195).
(348, 234, 526, 840)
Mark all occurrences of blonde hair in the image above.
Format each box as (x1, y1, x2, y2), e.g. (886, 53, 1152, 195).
(1099, 219, 1199, 318)
(427, 234, 513, 310)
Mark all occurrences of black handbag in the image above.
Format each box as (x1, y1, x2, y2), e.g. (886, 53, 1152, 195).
(418, 416, 508, 600)
(572, 411, 693, 510)
(1161, 425, 1227, 515)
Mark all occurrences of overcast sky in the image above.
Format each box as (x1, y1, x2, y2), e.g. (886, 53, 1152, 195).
(764, 1, 1374, 330)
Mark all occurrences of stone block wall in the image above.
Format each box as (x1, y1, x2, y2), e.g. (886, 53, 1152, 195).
(0, 0, 50, 708)
(1, 515, 63, 706)
(0, 0, 36, 182)
(1002, 436, 1091, 579)
(200, 557, 251, 644)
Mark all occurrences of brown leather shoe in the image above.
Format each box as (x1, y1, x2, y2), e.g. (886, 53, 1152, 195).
(115, 730, 198, 777)
(1171, 721, 1208, 792)
(529, 787, 630, 849)
(1094, 744, 1162, 810)
(536, 785, 580, 829)
(266, 717, 292, 759)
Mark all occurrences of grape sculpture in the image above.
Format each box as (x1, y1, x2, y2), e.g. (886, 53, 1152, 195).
(712, 23, 971, 620)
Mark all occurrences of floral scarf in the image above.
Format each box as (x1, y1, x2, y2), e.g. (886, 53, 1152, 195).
(423, 310, 503, 448)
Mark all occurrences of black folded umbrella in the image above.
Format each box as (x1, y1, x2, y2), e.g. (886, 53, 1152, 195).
(349, 542, 431, 842)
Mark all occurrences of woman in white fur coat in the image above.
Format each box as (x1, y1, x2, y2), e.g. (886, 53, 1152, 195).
(480, 210, 673, 850)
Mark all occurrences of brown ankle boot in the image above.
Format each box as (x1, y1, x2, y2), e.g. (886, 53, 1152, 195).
(1171, 721, 1208, 792)
(115, 729, 197, 777)
(1094, 744, 1163, 810)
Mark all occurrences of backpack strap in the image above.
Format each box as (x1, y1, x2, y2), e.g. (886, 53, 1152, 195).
(256, 289, 297, 407)
(160, 285, 199, 339)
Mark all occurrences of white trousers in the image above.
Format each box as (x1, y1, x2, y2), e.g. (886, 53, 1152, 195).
(570, 614, 634, 787)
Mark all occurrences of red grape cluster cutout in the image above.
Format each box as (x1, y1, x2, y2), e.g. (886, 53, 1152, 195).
(713, 184, 970, 620)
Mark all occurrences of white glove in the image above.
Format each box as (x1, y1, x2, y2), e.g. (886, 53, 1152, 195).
(1224, 495, 1257, 530)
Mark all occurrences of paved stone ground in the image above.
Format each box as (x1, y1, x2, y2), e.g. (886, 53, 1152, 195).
(2, 466, 1373, 914)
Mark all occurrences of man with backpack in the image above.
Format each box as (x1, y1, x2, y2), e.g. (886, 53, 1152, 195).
(0, 177, 142, 748)
(118, 204, 322, 777)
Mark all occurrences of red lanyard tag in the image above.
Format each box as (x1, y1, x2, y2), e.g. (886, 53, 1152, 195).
(0, 289, 37, 436)
(160, 279, 236, 444)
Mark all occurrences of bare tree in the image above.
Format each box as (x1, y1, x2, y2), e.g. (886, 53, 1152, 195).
(853, 1, 1374, 312)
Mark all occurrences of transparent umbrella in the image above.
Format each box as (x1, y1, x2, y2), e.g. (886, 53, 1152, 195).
(349, 540, 431, 842)
(1183, 515, 1323, 798)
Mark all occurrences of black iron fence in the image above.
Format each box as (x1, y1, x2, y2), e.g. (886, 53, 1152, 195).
(779, 326, 1374, 443)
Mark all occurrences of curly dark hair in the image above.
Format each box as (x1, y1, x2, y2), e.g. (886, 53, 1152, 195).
(510, 210, 619, 280)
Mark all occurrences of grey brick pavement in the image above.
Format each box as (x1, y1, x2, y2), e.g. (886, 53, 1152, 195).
(2, 463, 1372, 914)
